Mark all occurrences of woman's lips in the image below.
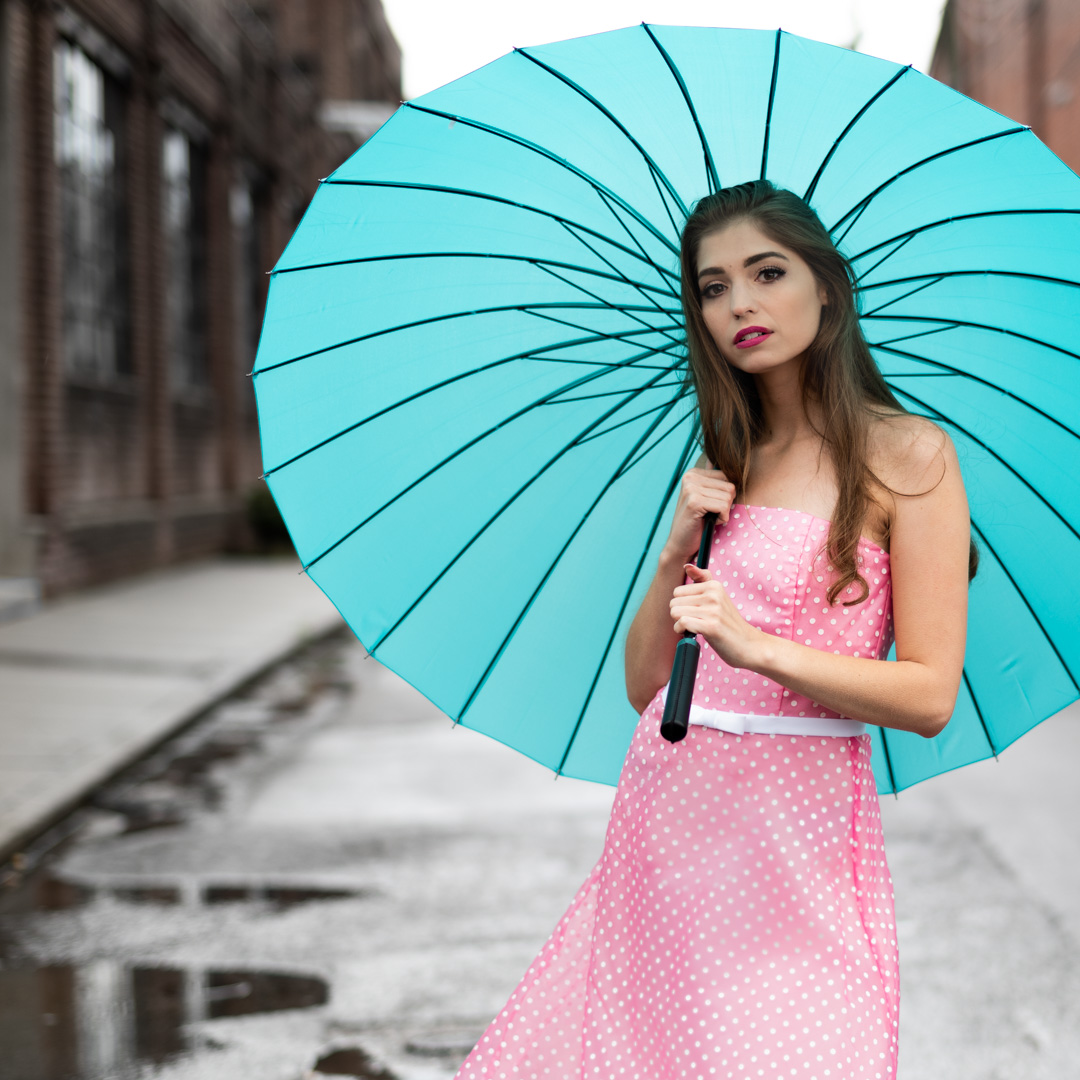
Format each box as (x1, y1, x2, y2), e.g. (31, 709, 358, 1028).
(734, 327, 772, 349)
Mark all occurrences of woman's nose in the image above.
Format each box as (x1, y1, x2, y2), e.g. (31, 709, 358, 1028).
(728, 283, 755, 316)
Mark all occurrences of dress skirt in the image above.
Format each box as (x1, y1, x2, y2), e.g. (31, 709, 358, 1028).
(454, 699, 899, 1080)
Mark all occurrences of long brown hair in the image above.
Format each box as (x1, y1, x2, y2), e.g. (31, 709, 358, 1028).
(679, 180, 976, 604)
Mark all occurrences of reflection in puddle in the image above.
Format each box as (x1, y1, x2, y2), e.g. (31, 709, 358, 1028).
(0, 962, 328, 1079)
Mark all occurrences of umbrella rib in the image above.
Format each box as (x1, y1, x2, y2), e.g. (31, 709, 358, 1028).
(860, 276, 947, 317)
(524, 305, 682, 345)
(513, 46, 690, 219)
(868, 325, 958, 349)
(576, 396, 685, 445)
(555, 425, 701, 776)
(298, 351, 681, 572)
(802, 65, 911, 204)
(546, 381, 685, 404)
(968, 519, 1079, 693)
(253, 301, 674, 377)
(323, 177, 679, 280)
(960, 666, 997, 759)
(616, 409, 697, 478)
(455, 392, 690, 721)
(593, 187, 685, 296)
(849, 208, 1080, 263)
(641, 22, 719, 193)
(533, 262, 684, 347)
(263, 332, 673, 477)
(861, 312, 1080, 365)
(370, 369, 684, 657)
(273, 249, 674, 301)
(828, 126, 1029, 236)
(860, 268, 1080, 296)
(401, 102, 680, 256)
(759, 29, 783, 180)
(855, 232, 917, 282)
(888, 384, 1080, 543)
(556, 219, 681, 326)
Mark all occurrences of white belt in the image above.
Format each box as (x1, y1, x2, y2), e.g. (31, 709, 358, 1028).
(660, 686, 866, 738)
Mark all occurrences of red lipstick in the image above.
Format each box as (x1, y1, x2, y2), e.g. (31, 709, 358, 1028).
(734, 326, 772, 349)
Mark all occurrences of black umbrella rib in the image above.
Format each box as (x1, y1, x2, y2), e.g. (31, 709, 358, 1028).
(531, 261, 683, 347)
(849, 208, 1080, 264)
(855, 232, 917, 282)
(523, 304, 682, 347)
(370, 369, 684, 656)
(263, 333, 674, 479)
(828, 126, 1029, 237)
(455, 393, 691, 721)
(641, 23, 719, 193)
(555, 426, 701, 776)
(594, 187, 683, 296)
(869, 324, 958, 348)
(401, 102, 680, 257)
(513, 46, 690, 221)
(614, 407, 697, 481)
(546, 381, 685, 404)
(861, 268, 1080, 297)
(759, 29, 783, 180)
(299, 351, 683, 572)
(575, 396, 685, 445)
(272, 249, 673, 302)
(253, 300, 673, 377)
(802, 66, 911, 204)
(888, 383, 1080, 544)
(968, 519, 1079, 694)
(862, 313, 1080, 365)
(322, 178, 677, 282)
(555, 219, 681, 332)
(860, 276, 946, 317)
(961, 666, 997, 759)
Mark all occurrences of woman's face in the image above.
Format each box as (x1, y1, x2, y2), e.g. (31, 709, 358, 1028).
(695, 220, 827, 377)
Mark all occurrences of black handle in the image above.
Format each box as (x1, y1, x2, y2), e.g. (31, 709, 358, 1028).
(659, 512, 718, 743)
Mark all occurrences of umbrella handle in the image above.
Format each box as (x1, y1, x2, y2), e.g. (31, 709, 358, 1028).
(659, 512, 718, 743)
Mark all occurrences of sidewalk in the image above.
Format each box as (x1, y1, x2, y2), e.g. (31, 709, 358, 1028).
(0, 557, 342, 860)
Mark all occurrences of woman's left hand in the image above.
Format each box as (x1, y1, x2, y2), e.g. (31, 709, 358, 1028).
(670, 564, 765, 670)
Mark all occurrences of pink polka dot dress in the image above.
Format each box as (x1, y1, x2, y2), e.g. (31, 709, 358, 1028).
(454, 505, 900, 1079)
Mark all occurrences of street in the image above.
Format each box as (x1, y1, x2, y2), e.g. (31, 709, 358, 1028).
(1, 630, 1078, 1080)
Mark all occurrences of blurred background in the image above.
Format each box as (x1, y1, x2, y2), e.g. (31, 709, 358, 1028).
(1, 2, 1079, 1079)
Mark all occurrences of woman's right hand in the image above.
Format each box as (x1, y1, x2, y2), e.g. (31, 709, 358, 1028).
(663, 467, 737, 564)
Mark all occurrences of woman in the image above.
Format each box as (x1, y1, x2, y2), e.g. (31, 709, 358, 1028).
(454, 180, 973, 1080)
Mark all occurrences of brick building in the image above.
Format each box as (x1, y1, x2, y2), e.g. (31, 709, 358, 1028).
(0, 0, 401, 598)
(931, 0, 1080, 172)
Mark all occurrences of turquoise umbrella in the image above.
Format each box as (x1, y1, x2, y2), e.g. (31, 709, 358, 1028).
(252, 25, 1080, 794)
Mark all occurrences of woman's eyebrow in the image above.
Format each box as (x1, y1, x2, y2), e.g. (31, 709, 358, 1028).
(697, 251, 789, 280)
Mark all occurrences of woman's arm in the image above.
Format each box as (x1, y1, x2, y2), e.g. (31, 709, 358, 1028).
(624, 457, 736, 713)
(670, 425, 970, 737)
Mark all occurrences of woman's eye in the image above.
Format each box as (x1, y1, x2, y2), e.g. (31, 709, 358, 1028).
(758, 266, 785, 282)
(701, 281, 726, 299)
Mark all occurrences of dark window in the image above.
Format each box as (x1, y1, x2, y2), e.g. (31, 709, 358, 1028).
(162, 125, 208, 391)
(53, 38, 129, 381)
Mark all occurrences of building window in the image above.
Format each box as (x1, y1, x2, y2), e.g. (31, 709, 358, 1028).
(53, 38, 129, 381)
(162, 125, 208, 391)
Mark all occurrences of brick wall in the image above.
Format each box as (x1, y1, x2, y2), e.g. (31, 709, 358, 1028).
(1, 0, 401, 593)
(931, 0, 1080, 172)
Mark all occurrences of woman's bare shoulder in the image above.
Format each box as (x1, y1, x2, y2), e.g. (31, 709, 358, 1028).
(868, 409, 956, 497)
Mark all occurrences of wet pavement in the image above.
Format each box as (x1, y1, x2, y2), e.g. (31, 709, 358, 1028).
(1, 629, 1078, 1080)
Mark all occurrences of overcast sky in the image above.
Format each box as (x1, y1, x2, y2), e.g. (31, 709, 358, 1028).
(381, 0, 949, 100)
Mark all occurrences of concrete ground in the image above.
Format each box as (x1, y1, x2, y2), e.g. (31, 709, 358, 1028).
(5, 635, 1077, 1080)
(0, 557, 343, 861)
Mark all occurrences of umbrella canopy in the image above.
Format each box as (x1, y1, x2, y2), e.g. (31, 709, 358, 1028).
(253, 25, 1080, 794)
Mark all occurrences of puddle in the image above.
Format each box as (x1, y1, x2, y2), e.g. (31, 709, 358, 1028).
(314, 1045, 398, 1078)
(0, 961, 328, 1078)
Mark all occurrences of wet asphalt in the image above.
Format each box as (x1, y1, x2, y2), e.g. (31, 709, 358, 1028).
(1, 631, 1077, 1080)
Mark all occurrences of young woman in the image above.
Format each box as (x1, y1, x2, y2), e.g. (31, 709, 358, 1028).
(454, 180, 973, 1080)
